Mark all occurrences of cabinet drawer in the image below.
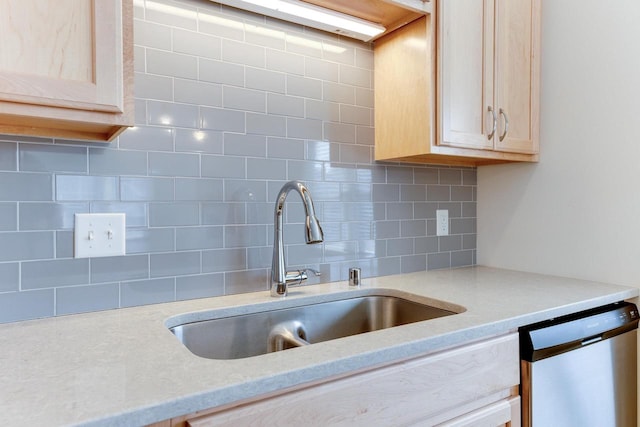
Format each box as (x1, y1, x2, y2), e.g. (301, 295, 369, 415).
(186, 333, 520, 427)
(438, 396, 521, 427)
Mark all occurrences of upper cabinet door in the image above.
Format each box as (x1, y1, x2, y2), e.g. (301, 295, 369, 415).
(439, 0, 494, 150)
(0, 0, 123, 113)
(0, 0, 133, 141)
(493, 0, 540, 153)
(438, 0, 539, 154)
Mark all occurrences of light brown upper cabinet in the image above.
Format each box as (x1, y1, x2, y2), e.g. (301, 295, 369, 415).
(0, 0, 134, 141)
(374, 0, 540, 166)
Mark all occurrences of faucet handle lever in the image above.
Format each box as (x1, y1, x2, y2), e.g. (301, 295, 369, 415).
(301, 268, 321, 277)
(285, 269, 321, 286)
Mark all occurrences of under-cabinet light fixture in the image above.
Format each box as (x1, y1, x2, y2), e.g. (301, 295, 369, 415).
(214, 0, 386, 41)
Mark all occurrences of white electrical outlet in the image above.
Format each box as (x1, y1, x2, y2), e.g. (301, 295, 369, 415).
(436, 209, 449, 236)
(74, 213, 126, 258)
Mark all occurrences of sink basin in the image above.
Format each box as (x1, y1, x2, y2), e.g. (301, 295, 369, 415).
(168, 292, 462, 360)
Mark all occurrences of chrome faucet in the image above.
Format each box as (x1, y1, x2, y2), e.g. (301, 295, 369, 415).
(271, 181, 324, 297)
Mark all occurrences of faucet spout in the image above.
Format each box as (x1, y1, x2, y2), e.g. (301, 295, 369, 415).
(271, 181, 323, 297)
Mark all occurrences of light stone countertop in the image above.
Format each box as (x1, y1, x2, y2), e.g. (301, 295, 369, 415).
(0, 266, 637, 426)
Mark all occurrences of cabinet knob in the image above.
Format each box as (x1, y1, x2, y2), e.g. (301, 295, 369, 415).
(487, 106, 497, 140)
(499, 108, 509, 142)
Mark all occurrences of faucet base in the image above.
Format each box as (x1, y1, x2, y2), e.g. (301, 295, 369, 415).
(271, 283, 288, 297)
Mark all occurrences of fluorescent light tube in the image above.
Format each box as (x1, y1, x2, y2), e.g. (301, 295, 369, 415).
(214, 0, 386, 41)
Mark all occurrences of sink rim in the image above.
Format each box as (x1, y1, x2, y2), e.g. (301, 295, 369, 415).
(164, 287, 466, 330)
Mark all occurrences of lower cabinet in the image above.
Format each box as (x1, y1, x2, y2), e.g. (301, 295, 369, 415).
(153, 333, 520, 427)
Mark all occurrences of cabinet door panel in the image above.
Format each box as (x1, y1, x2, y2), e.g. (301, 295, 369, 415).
(0, 0, 123, 113)
(494, 0, 539, 153)
(440, 0, 494, 149)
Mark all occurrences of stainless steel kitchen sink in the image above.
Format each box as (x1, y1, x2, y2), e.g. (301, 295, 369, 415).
(168, 294, 462, 360)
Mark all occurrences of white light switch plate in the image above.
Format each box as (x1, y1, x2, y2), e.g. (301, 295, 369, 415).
(436, 209, 449, 236)
(74, 213, 126, 258)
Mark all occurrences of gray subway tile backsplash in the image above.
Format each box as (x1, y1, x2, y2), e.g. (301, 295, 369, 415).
(246, 67, 286, 94)
(0, 172, 53, 201)
(172, 29, 221, 59)
(0, 289, 54, 323)
(119, 126, 175, 151)
(56, 283, 120, 316)
(175, 178, 223, 201)
(121, 177, 175, 201)
(134, 20, 172, 50)
(175, 129, 223, 154)
(0, 142, 17, 170)
(148, 100, 199, 128)
(176, 226, 223, 250)
(246, 113, 287, 138)
(91, 254, 149, 284)
(247, 158, 287, 180)
(426, 185, 451, 202)
(286, 117, 323, 140)
(121, 278, 176, 308)
(19, 202, 88, 231)
(305, 57, 339, 82)
(150, 251, 201, 278)
(127, 228, 175, 254)
(202, 248, 247, 273)
(267, 93, 304, 117)
(0, 231, 54, 262)
(222, 38, 265, 67)
(176, 273, 225, 300)
(0, 202, 17, 231)
(149, 202, 199, 226)
(55, 231, 74, 259)
(200, 106, 245, 132)
(200, 59, 245, 87)
(147, 48, 198, 80)
(91, 202, 148, 228)
(21, 258, 90, 290)
(20, 144, 87, 173)
(428, 252, 451, 270)
(89, 148, 148, 176)
(0, 262, 19, 292)
(174, 78, 223, 107)
(224, 133, 266, 157)
(0, 0, 476, 323)
(266, 47, 305, 75)
(56, 175, 118, 201)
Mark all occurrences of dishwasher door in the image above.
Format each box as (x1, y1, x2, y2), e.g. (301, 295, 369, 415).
(520, 302, 638, 427)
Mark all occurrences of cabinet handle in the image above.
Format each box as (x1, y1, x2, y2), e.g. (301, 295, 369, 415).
(499, 108, 509, 142)
(487, 106, 497, 140)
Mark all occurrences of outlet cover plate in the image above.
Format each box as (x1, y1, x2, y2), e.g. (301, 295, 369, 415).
(436, 209, 449, 236)
(74, 213, 126, 258)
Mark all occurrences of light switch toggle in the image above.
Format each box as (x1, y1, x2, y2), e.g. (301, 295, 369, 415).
(74, 213, 126, 258)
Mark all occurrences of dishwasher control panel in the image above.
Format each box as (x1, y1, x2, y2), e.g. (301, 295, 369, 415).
(520, 301, 638, 362)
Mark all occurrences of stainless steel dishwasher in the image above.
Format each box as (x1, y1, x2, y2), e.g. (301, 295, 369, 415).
(520, 302, 638, 427)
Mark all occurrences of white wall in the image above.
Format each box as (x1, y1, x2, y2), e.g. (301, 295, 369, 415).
(478, 0, 640, 287)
